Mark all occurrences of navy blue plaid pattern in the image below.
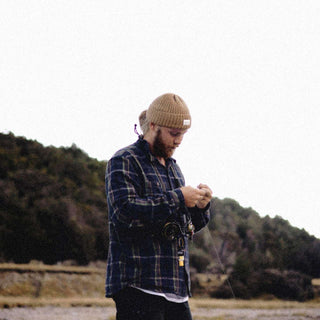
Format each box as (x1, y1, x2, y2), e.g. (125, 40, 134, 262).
(105, 138, 210, 297)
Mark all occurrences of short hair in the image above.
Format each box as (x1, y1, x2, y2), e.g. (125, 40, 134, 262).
(139, 110, 150, 135)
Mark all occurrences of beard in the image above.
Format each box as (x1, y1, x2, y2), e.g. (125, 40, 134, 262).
(152, 128, 175, 159)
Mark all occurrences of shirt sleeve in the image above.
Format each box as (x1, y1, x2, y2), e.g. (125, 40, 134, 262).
(188, 203, 211, 232)
(106, 155, 185, 233)
(170, 161, 211, 232)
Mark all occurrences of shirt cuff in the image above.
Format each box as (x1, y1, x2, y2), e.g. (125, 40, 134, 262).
(196, 202, 211, 212)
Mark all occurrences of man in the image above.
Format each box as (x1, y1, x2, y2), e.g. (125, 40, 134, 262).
(105, 93, 212, 320)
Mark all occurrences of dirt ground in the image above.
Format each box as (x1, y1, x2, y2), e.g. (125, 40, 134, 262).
(1, 306, 320, 320)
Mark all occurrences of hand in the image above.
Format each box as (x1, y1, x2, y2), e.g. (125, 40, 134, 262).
(180, 185, 206, 208)
(196, 183, 213, 209)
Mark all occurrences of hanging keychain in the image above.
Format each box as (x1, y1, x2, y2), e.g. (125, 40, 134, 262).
(178, 237, 185, 267)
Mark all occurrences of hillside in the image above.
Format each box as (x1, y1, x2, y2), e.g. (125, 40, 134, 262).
(192, 198, 320, 278)
(0, 132, 107, 265)
(1, 132, 320, 300)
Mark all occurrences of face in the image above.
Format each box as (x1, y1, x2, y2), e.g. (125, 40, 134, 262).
(152, 126, 187, 159)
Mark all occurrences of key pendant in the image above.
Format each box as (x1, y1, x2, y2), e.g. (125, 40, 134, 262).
(178, 250, 184, 267)
(179, 255, 184, 267)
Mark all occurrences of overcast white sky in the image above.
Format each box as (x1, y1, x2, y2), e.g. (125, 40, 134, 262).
(1, 0, 320, 238)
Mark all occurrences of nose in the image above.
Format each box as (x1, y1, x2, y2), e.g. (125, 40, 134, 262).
(174, 135, 183, 146)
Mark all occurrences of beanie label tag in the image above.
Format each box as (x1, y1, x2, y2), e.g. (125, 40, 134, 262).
(183, 119, 191, 126)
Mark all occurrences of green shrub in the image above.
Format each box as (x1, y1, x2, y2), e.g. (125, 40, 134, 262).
(211, 269, 314, 301)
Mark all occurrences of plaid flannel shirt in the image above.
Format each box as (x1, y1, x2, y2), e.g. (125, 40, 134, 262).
(105, 137, 210, 297)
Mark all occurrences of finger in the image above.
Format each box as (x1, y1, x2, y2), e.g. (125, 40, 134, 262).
(198, 184, 213, 194)
(196, 194, 204, 202)
(198, 188, 212, 198)
(204, 189, 213, 198)
(195, 197, 202, 206)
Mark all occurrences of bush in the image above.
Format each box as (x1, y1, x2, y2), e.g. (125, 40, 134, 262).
(211, 269, 314, 301)
(211, 279, 249, 299)
(189, 248, 211, 273)
(250, 269, 314, 301)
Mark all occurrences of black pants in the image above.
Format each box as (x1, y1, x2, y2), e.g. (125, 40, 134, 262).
(112, 287, 192, 320)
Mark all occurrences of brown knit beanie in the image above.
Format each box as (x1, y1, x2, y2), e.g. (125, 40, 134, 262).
(145, 93, 191, 129)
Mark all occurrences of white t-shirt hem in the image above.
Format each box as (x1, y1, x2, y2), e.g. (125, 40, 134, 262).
(131, 286, 188, 303)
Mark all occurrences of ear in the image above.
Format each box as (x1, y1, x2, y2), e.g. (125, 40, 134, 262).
(150, 122, 157, 131)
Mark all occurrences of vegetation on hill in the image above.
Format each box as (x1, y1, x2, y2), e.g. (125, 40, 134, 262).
(0, 132, 107, 265)
(190, 198, 320, 300)
(191, 198, 320, 278)
(1, 132, 319, 300)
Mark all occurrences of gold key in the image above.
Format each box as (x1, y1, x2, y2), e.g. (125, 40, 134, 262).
(179, 254, 184, 267)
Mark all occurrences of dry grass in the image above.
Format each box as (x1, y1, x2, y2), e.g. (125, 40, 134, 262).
(0, 297, 115, 308)
(312, 279, 320, 286)
(195, 274, 228, 287)
(0, 263, 105, 274)
(0, 269, 105, 298)
(1, 296, 319, 309)
(189, 298, 320, 310)
(1, 263, 319, 311)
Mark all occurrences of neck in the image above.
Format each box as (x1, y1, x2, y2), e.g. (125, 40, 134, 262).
(157, 157, 166, 166)
(143, 132, 153, 146)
